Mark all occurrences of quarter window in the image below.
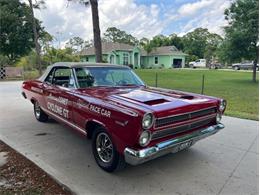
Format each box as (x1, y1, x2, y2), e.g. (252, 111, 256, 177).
(123, 53, 129, 65)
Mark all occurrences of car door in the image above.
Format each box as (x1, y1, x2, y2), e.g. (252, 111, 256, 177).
(43, 67, 76, 123)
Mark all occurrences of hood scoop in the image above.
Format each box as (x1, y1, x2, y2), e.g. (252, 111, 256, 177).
(143, 99, 169, 105)
(179, 95, 195, 100)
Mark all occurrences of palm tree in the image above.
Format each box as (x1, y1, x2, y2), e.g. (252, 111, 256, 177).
(69, 0, 102, 62)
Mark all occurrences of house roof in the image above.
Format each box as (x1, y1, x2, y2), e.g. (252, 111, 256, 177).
(79, 42, 134, 56)
(79, 42, 187, 56)
(141, 46, 187, 56)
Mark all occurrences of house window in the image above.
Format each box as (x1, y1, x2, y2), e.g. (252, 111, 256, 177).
(123, 53, 129, 65)
(86, 57, 89, 62)
(154, 56, 158, 64)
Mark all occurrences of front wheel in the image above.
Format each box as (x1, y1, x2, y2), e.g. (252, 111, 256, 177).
(34, 101, 48, 122)
(92, 127, 125, 172)
(233, 66, 240, 70)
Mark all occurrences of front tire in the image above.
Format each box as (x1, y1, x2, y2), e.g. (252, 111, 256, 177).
(233, 66, 240, 70)
(34, 101, 48, 122)
(92, 127, 125, 172)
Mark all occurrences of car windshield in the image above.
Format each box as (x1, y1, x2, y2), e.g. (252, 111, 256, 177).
(75, 66, 145, 88)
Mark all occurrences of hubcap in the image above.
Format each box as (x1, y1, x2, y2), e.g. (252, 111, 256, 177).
(96, 132, 113, 163)
(35, 102, 41, 118)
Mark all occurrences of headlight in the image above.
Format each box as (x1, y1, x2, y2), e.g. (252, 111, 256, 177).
(139, 130, 151, 146)
(142, 113, 154, 129)
(219, 99, 226, 112)
(216, 113, 222, 123)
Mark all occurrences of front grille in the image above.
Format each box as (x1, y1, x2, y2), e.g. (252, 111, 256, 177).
(155, 107, 216, 128)
(152, 117, 214, 140)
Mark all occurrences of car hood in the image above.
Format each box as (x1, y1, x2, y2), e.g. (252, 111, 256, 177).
(76, 86, 219, 118)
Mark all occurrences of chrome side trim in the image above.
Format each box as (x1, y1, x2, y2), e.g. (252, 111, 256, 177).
(124, 123, 224, 165)
(41, 107, 87, 135)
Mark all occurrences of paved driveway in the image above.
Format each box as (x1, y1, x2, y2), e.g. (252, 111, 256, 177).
(0, 81, 258, 195)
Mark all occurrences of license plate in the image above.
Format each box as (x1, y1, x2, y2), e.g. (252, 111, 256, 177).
(178, 140, 192, 151)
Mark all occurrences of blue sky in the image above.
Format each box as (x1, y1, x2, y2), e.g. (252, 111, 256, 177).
(34, 0, 230, 48)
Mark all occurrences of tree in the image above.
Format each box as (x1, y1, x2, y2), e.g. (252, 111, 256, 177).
(89, 0, 102, 62)
(28, 0, 45, 74)
(68, 0, 102, 62)
(0, 0, 43, 63)
(182, 28, 210, 59)
(66, 36, 84, 52)
(204, 33, 223, 63)
(103, 27, 138, 45)
(39, 31, 54, 55)
(168, 33, 184, 51)
(42, 47, 80, 65)
(224, 0, 259, 82)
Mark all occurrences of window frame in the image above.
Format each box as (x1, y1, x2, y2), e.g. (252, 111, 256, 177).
(154, 56, 159, 64)
(44, 67, 77, 89)
(123, 53, 129, 65)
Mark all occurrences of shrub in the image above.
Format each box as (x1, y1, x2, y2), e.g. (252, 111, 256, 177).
(23, 70, 40, 80)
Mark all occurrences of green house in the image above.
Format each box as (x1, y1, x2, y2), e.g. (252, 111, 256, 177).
(79, 42, 187, 69)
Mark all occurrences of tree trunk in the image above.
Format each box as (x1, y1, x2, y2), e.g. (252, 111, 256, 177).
(252, 59, 257, 82)
(90, 0, 102, 63)
(28, 0, 42, 75)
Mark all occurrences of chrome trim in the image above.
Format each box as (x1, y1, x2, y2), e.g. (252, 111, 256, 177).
(156, 106, 217, 120)
(139, 130, 152, 146)
(153, 113, 216, 134)
(124, 123, 224, 165)
(41, 107, 87, 135)
(142, 113, 155, 130)
(154, 112, 217, 130)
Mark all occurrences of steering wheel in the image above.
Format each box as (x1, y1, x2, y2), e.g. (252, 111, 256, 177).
(117, 80, 129, 86)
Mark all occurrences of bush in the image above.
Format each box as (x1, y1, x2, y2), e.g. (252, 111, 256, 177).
(0, 55, 10, 66)
(23, 70, 40, 80)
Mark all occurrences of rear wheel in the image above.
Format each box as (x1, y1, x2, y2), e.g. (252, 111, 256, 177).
(34, 101, 48, 122)
(92, 127, 125, 172)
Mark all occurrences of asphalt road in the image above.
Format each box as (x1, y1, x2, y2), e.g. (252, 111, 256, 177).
(0, 81, 258, 195)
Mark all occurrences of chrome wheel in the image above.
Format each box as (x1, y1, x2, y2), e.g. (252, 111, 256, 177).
(96, 132, 113, 163)
(35, 101, 41, 119)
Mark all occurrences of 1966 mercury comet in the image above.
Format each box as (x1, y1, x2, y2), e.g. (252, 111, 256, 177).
(22, 62, 226, 172)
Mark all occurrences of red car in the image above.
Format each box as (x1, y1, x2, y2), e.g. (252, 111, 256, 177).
(22, 62, 226, 172)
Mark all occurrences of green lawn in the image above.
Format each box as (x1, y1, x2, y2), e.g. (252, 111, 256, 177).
(135, 69, 259, 121)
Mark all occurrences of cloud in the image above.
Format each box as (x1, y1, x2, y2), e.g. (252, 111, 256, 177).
(176, 0, 230, 36)
(34, 0, 166, 47)
(178, 0, 215, 17)
(32, 0, 231, 47)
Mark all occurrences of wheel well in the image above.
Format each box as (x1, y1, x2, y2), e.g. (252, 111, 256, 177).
(85, 121, 103, 139)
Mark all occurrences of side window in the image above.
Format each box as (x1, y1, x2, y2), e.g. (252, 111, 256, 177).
(53, 68, 75, 88)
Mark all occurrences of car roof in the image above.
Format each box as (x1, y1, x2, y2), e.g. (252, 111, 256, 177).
(51, 62, 128, 68)
(38, 62, 129, 82)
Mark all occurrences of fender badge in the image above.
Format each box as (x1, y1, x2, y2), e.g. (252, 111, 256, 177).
(115, 120, 128, 127)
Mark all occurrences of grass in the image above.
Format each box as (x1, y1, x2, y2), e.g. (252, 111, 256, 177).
(135, 69, 259, 121)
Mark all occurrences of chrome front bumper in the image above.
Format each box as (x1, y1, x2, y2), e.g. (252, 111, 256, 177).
(124, 123, 224, 165)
